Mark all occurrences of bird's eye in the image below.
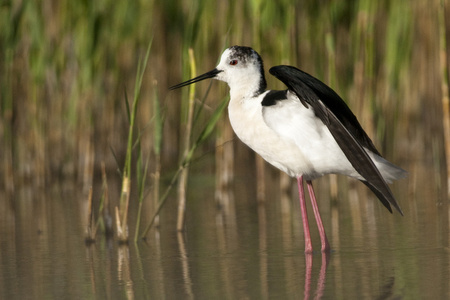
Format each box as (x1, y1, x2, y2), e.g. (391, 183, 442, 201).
(229, 59, 238, 66)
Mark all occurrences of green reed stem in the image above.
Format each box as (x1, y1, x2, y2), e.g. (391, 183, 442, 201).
(118, 38, 152, 243)
(140, 92, 228, 239)
(176, 48, 197, 231)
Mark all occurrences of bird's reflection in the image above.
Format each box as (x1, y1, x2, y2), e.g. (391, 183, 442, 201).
(304, 253, 330, 300)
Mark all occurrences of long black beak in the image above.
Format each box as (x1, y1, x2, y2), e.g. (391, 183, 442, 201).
(169, 68, 222, 90)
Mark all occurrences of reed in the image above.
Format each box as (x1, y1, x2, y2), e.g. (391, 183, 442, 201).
(99, 162, 113, 237)
(133, 137, 149, 242)
(117, 40, 152, 243)
(176, 48, 197, 231)
(84, 187, 97, 244)
(85, 162, 112, 243)
(439, 0, 450, 196)
(141, 88, 228, 238)
(151, 81, 164, 229)
(1, 0, 448, 241)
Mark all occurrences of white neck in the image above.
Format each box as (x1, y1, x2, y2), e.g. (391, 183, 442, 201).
(227, 75, 265, 101)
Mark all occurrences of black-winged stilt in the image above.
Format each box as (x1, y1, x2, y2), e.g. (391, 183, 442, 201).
(170, 46, 406, 253)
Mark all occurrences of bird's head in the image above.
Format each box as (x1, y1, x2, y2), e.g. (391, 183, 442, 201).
(170, 46, 267, 97)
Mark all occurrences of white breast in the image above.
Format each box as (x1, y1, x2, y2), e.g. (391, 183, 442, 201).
(227, 91, 361, 180)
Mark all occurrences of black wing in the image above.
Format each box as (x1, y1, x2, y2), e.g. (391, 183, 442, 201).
(269, 65, 403, 215)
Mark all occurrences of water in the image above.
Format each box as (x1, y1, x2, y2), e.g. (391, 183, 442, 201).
(0, 161, 449, 299)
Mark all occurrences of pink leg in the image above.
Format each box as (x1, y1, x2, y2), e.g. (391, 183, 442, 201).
(306, 180, 330, 252)
(297, 176, 313, 254)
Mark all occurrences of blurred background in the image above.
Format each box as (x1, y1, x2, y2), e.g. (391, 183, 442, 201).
(1, 0, 448, 197)
(1, 0, 450, 298)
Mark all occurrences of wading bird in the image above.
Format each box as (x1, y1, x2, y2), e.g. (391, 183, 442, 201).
(170, 46, 405, 253)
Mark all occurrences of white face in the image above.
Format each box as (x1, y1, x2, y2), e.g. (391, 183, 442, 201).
(214, 47, 263, 86)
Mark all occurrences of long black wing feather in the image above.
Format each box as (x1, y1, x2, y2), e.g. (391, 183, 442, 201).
(270, 65, 381, 155)
(269, 65, 403, 215)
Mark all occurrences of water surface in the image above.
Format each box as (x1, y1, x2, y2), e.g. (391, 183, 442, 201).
(0, 160, 448, 299)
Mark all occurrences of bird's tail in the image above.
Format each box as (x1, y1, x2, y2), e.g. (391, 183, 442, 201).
(368, 152, 407, 184)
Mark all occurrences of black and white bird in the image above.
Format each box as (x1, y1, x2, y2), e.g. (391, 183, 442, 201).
(170, 46, 406, 253)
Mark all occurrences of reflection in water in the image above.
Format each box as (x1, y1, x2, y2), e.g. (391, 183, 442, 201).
(86, 245, 97, 297)
(330, 203, 342, 298)
(376, 276, 395, 300)
(258, 202, 268, 300)
(317, 254, 329, 299)
(304, 254, 313, 299)
(117, 245, 134, 300)
(304, 254, 329, 300)
(215, 198, 239, 299)
(0, 158, 449, 299)
(177, 232, 194, 299)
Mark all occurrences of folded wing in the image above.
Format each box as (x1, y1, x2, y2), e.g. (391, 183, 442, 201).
(269, 65, 403, 215)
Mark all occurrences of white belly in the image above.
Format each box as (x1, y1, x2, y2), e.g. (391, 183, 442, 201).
(227, 93, 361, 180)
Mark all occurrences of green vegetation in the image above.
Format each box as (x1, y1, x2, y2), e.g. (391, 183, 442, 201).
(1, 0, 448, 240)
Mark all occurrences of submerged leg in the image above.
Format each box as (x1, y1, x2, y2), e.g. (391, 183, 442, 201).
(306, 180, 330, 252)
(297, 176, 313, 254)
